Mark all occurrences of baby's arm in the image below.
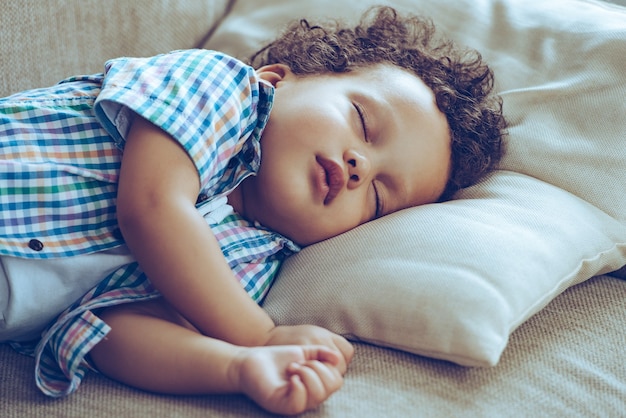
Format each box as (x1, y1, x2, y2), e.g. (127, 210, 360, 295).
(116, 116, 353, 367)
(90, 300, 344, 415)
(116, 116, 274, 345)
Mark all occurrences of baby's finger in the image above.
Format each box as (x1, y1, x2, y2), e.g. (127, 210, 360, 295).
(289, 361, 343, 408)
(284, 373, 308, 414)
(303, 360, 343, 393)
(333, 335, 355, 365)
(301, 345, 342, 366)
(288, 362, 328, 408)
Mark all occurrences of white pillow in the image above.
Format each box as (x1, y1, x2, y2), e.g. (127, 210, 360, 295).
(265, 172, 626, 366)
(205, 0, 626, 366)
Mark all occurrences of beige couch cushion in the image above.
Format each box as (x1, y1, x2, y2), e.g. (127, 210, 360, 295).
(205, 0, 626, 366)
(0, 0, 229, 97)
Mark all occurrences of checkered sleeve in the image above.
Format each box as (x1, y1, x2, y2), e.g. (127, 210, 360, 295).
(213, 215, 301, 303)
(31, 262, 160, 397)
(93, 49, 262, 191)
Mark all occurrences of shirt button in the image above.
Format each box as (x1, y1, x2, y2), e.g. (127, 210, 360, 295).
(28, 239, 44, 251)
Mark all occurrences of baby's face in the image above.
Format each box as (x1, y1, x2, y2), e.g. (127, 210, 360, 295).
(239, 63, 451, 246)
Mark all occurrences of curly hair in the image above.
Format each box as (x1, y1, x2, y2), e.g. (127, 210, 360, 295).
(250, 6, 506, 201)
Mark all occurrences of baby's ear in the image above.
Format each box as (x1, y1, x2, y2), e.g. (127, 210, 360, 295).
(256, 64, 292, 87)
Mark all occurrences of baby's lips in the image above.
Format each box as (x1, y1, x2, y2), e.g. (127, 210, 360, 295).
(316, 156, 345, 205)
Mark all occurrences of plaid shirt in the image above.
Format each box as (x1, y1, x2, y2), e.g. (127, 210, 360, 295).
(1, 50, 299, 396)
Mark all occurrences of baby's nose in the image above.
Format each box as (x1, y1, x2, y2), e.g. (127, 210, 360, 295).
(345, 149, 371, 187)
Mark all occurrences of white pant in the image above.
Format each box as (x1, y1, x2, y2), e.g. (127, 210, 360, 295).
(0, 246, 134, 342)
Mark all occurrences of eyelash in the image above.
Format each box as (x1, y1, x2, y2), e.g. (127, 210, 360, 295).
(372, 181, 382, 219)
(354, 102, 381, 218)
(353, 102, 369, 141)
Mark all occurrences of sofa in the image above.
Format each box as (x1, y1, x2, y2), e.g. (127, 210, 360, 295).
(1, 0, 625, 416)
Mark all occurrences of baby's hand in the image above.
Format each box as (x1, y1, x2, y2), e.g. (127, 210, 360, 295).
(235, 345, 343, 415)
(265, 325, 354, 374)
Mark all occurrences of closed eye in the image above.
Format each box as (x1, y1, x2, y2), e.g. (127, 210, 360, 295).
(353, 102, 369, 141)
(373, 181, 382, 219)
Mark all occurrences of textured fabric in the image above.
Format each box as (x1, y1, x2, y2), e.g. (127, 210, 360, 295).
(0, 0, 230, 97)
(206, 0, 626, 366)
(3, 49, 299, 396)
(2, 275, 625, 417)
